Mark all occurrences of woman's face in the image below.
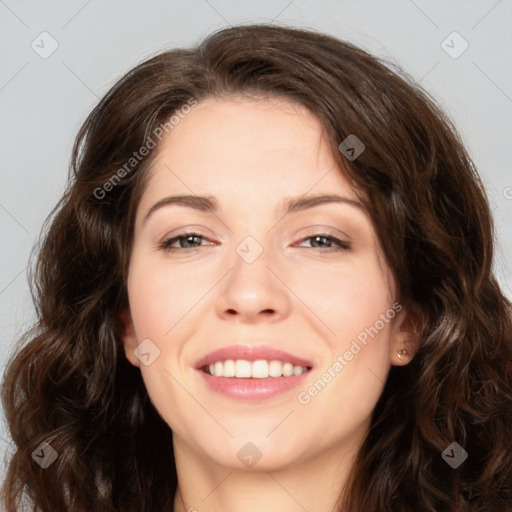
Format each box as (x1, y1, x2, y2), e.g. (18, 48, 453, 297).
(121, 96, 412, 472)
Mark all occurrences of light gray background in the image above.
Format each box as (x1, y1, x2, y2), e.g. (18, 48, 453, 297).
(1, 0, 511, 482)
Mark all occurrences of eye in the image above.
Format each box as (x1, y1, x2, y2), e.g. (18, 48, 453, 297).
(159, 232, 212, 251)
(159, 232, 350, 253)
(296, 233, 351, 252)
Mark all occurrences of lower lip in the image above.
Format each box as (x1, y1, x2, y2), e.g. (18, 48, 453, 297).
(198, 370, 311, 401)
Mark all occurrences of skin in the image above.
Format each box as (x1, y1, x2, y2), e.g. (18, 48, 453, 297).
(120, 96, 417, 512)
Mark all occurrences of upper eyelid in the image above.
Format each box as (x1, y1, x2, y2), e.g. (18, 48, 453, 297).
(160, 222, 352, 240)
(162, 230, 348, 241)
(162, 231, 216, 244)
(161, 231, 350, 249)
(295, 234, 350, 249)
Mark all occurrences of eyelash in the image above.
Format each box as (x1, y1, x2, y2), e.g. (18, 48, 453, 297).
(159, 232, 351, 252)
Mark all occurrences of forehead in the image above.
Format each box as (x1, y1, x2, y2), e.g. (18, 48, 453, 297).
(139, 95, 362, 209)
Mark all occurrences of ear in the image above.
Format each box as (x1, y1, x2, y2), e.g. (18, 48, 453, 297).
(118, 309, 141, 367)
(389, 305, 420, 366)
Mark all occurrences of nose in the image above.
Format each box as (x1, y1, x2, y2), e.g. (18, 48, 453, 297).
(214, 242, 291, 324)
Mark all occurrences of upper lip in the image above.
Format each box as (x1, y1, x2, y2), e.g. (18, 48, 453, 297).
(195, 345, 313, 370)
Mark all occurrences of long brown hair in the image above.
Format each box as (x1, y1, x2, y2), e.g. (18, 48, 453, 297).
(2, 24, 512, 512)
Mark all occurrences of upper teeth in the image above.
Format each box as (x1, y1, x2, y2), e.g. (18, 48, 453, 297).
(206, 360, 309, 378)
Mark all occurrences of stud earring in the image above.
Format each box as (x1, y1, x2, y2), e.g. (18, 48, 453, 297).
(397, 349, 408, 359)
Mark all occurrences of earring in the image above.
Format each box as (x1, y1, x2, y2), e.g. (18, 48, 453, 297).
(397, 349, 407, 359)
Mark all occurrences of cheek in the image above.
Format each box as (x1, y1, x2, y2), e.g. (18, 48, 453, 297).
(126, 255, 197, 432)
(291, 257, 394, 412)
(127, 254, 207, 340)
(286, 254, 393, 346)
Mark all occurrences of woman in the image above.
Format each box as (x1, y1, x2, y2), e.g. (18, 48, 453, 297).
(2, 24, 511, 512)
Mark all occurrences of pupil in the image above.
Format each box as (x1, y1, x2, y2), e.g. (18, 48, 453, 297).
(186, 236, 198, 247)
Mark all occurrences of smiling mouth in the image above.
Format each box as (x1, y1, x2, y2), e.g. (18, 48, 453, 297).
(201, 359, 312, 378)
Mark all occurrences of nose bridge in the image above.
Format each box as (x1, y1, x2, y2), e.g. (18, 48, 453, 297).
(215, 232, 289, 320)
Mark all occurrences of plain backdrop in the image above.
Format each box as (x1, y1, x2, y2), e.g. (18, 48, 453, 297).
(1, 0, 511, 482)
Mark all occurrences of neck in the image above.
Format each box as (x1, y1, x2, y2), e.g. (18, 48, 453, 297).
(172, 437, 360, 512)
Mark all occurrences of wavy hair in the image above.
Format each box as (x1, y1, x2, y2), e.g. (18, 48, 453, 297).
(2, 24, 512, 512)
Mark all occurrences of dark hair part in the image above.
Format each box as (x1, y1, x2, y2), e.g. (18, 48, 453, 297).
(2, 23, 512, 512)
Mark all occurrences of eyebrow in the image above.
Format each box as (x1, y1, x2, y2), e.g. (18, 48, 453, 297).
(142, 193, 365, 225)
